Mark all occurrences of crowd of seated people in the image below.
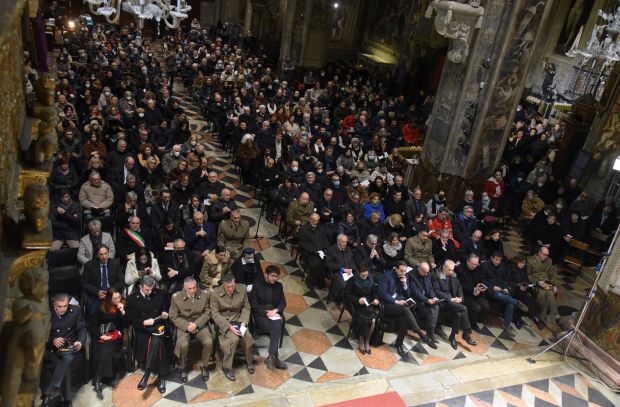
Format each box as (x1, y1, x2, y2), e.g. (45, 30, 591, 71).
(38, 13, 620, 407)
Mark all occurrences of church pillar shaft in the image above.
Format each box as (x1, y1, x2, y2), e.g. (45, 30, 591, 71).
(279, 0, 297, 63)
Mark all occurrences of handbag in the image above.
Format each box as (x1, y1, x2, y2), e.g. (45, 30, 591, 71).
(369, 303, 385, 347)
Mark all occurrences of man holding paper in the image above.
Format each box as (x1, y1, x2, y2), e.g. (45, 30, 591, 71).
(250, 265, 288, 371)
(507, 256, 544, 330)
(326, 234, 358, 303)
(298, 213, 330, 289)
(211, 273, 255, 381)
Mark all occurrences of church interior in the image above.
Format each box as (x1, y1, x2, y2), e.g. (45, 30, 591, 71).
(1, 0, 620, 406)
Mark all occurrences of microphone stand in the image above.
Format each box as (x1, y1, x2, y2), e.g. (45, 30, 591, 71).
(527, 225, 620, 364)
(251, 200, 266, 250)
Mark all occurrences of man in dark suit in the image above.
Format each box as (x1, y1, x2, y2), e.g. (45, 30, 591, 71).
(456, 253, 490, 330)
(151, 188, 180, 232)
(82, 245, 124, 315)
(116, 216, 154, 262)
(325, 234, 358, 303)
(40, 293, 87, 407)
(459, 229, 486, 263)
(109, 156, 141, 192)
(410, 262, 441, 344)
(432, 260, 477, 349)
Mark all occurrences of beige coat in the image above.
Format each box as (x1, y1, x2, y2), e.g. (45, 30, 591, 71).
(79, 180, 114, 210)
(200, 250, 233, 289)
(286, 200, 315, 235)
(404, 235, 435, 267)
(169, 288, 212, 332)
(217, 219, 250, 258)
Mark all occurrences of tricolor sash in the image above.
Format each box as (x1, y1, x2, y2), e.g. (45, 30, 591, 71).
(124, 228, 146, 247)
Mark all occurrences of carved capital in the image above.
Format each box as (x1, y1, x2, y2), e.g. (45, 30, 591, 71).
(426, 0, 485, 64)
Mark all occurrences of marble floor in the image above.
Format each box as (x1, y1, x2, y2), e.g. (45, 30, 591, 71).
(67, 79, 619, 407)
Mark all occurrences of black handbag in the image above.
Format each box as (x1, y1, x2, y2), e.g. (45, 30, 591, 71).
(369, 303, 385, 347)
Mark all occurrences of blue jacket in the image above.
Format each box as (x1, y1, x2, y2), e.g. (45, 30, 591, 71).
(377, 270, 413, 304)
(363, 202, 385, 221)
(183, 220, 216, 252)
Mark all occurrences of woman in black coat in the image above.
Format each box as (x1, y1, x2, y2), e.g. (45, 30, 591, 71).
(344, 266, 380, 354)
(90, 288, 126, 398)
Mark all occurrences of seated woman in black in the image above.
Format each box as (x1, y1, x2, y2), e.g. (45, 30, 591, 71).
(344, 265, 380, 354)
(90, 288, 126, 399)
(506, 256, 544, 330)
(382, 232, 405, 269)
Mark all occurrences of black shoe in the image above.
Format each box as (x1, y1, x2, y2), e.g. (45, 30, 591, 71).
(223, 369, 236, 381)
(180, 370, 188, 384)
(448, 335, 457, 350)
(434, 327, 448, 339)
(396, 344, 406, 356)
(515, 319, 523, 330)
(94, 379, 103, 400)
(534, 317, 545, 330)
(201, 366, 210, 381)
(40, 394, 51, 407)
(427, 333, 439, 344)
(472, 323, 482, 332)
(247, 363, 256, 374)
(422, 335, 438, 349)
(462, 332, 477, 346)
(137, 371, 150, 391)
(156, 377, 166, 394)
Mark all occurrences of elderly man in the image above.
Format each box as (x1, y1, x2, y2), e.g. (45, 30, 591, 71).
(460, 229, 486, 263)
(110, 156, 141, 192)
(527, 247, 560, 324)
(286, 192, 315, 237)
(197, 171, 225, 200)
(79, 171, 114, 219)
(217, 208, 249, 258)
(200, 245, 233, 290)
(162, 144, 183, 175)
(298, 213, 330, 289)
(249, 265, 287, 370)
(453, 205, 479, 246)
(326, 234, 358, 303)
(404, 227, 435, 268)
(77, 219, 116, 266)
(126, 276, 170, 393)
(184, 211, 216, 261)
(355, 234, 387, 279)
(116, 216, 153, 262)
(433, 260, 477, 349)
(456, 254, 489, 330)
(40, 293, 87, 407)
(115, 191, 150, 230)
(169, 277, 213, 383)
(410, 262, 441, 345)
(209, 188, 238, 222)
(50, 188, 82, 251)
(211, 273, 255, 381)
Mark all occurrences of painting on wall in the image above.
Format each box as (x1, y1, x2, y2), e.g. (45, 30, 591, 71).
(367, 0, 428, 49)
(555, 0, 596, 54)
(330, 5, 346, 41)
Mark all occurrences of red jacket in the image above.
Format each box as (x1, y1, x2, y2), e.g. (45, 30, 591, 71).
(428, 217, 460, 249)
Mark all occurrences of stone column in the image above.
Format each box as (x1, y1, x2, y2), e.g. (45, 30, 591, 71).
(279, 0, 297, 67)
(214, 0, 223, 23)
(298, 0, 313, 64)
(419, 0, 554, 199)
(244, 0, 253, 32)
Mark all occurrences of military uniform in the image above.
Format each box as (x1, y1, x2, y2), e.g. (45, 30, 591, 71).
(404, 235, 435, 267)
(200, 250, 233, 290)
(169, 289, 213, 370)
(211, 284, 254, 370)
(217, 219, 250, 258)
(285, 200, 315, 236)
(527, 255, 559, 320)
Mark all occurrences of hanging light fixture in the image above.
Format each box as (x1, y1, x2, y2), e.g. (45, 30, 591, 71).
(83, 0, 191, 29)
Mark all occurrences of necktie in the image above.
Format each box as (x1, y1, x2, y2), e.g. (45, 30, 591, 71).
(101, 264, 109, 290)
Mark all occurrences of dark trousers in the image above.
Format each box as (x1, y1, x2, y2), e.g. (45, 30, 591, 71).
(383, 302, 421, 347)
(440, 301, 471, 335)
(512, 289, 537, 320)
(44, 352, 75, 399)
(464, 295, 490, 324)
(415, 303, 440, 331)
(255, 315, 282, 356)
(303, 254, 326, 288)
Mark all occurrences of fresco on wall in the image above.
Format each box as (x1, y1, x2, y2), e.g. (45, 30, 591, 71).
(467, 0, 549, 176)
(331, 5, 346, 41)
(581, 290, 620, 360)
(555, 0, 595, 54)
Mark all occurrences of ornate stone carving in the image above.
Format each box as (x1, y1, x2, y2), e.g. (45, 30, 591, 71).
(24, 74, 58, 169)
(425, 0, 484, 64)
(0, 264, 50, 407)
(21, 183, 51, 249)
